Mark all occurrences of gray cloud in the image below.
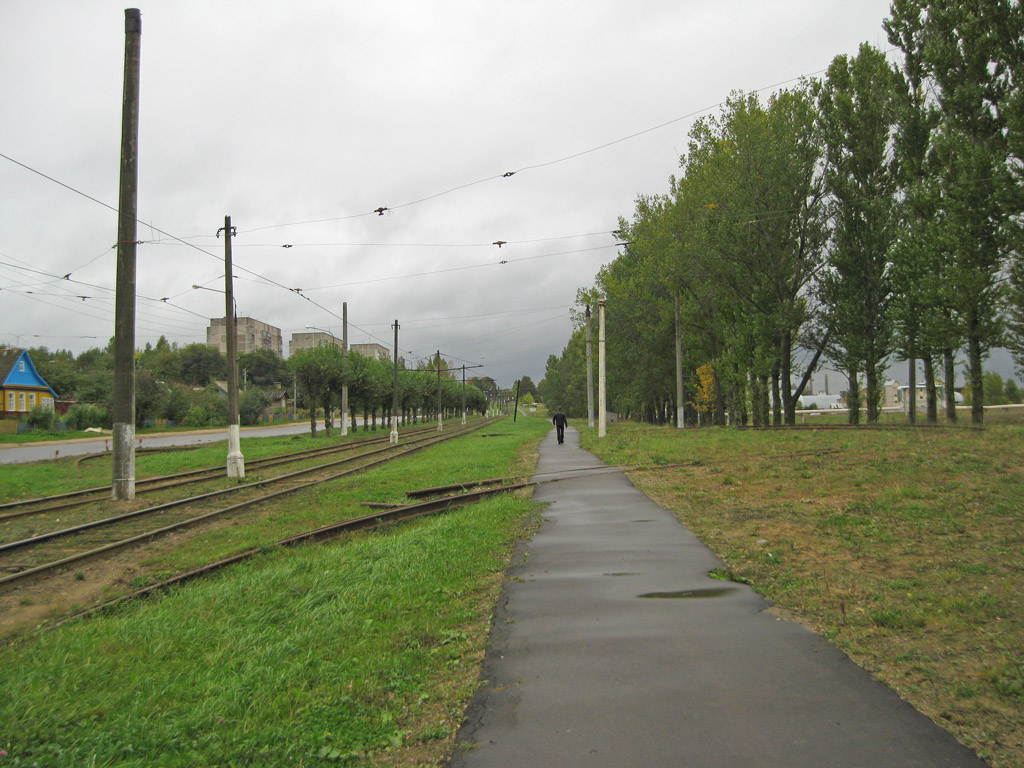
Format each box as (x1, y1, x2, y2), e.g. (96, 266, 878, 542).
(1, 0, 895, 385)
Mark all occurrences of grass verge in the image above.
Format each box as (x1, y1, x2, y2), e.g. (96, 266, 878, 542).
(580, 421, 1024, 768)
(0, 415, 550, 767)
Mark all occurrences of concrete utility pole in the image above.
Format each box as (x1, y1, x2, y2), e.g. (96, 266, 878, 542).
(390, 320, 400, 444)
(341, 302, 349, 435)
(675, 292, 685, 429)
(112, 8, 141, 501)
(436, 350, 443, 432)
(598, 297, 607, 438)
(461, 365, 467, 425)
(586, 305, 594, 428)
(221, 215, 244, 479)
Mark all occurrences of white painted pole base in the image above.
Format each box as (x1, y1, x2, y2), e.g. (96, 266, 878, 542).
(111, 422, 136, 500)
(390, 416, 399, 444)
(226, 424, 245, 479)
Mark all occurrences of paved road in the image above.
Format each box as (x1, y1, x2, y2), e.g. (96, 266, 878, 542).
(0, 420, 339, 464)
(451, 426, 987, 768)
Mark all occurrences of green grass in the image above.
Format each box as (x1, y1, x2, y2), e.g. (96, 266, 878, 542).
(0, 414, 552, 767)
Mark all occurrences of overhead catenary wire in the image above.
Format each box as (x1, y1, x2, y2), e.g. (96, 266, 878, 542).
(297, 243, 621, 293)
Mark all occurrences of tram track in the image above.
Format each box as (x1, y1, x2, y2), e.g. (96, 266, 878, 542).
(0, 422, 450, 522)
(0, 417, 497, 589)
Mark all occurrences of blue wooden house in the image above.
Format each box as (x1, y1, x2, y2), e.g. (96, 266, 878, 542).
(1, 348, 57, 416)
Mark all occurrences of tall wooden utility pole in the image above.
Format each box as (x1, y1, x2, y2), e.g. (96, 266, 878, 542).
(341, 302, 349, 435)
(675, 292, 685, 429)
(112, 8, 142, 501)
(221, 216, 244, 478)
(585, 304, 594, 428)
(598, 297, 607, 438)
(390, 320, 400, 444)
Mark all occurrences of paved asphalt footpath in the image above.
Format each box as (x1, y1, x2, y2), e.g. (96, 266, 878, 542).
(451, 427, 987, 768)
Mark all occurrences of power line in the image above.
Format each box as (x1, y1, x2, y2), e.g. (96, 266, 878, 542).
(299, 243, 621, 293)
(200, 230, 618, 249)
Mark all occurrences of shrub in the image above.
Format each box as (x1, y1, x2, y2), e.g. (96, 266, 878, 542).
(239, 387, 270, 426)
(159, 384, 191, 423)
(23, 406, 56, 430)
(64, 404, 110, 431)
(183, 405, 212, 427)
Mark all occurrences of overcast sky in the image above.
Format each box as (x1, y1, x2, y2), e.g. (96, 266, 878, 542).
(1, 1, 924, 387)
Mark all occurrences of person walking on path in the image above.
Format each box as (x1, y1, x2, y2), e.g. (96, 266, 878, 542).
(552, 407, 568, 444)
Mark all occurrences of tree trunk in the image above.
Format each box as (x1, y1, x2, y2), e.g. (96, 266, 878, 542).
(771, 368, 782, 426)
(322, 397, 332, 437)
(944, 348, 958, 423)
(924, 356, 938, 424)
(714, 369, 725, 426)
(908, 357, 916, 425)
(865, 360, 883, 424)
(847, 365, 860, 425)
(781, 331, 795, 425)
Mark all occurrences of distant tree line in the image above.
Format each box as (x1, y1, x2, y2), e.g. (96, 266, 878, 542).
(21, 338, 488, 433)
(542, 1, 1024, 426)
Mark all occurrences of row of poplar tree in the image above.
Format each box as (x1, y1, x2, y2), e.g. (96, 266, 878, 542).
(542, 1, 1024, 427)
(288, 345, 490, 436)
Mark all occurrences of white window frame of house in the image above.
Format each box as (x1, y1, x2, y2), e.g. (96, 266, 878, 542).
(18, 392, 25, 411)
(6, 392, 13, 412)
(28, 392, 36, 409)
(18, 360, 25, 372)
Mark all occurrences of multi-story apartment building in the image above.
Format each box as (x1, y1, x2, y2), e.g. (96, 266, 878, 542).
(288, 331, 390, 361)
(207, 317, 283, 358)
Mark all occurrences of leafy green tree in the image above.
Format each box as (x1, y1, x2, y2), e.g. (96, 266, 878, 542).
(665, 88, 827, 424)
(27, 347, 76, 399)
(290, 343, 344, 437)
(138, 336, 181, 382)
(815, 44, 901, 423)
(887, 0, 1020, 424)
(1004, 378, 1021, 403)
(538, 354, 565, 413)
(238, 348, 290, 388)
(515, 376, 539, 399)
(179, 344, 226, 387)
(134, 370, 163, 427)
